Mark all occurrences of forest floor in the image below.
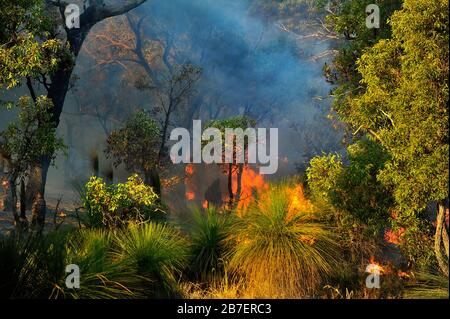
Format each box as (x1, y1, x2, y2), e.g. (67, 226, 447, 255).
(0, 209, 80, 235)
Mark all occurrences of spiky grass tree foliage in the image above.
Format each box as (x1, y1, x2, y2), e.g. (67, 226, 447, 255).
(229, 182, 339, 297)
(114, 222, 188, 298)
(1, 229, 151, 299)
(52, 229, 145, 299)
(187, 206, 233, 283)
(0, 231, 67, 298)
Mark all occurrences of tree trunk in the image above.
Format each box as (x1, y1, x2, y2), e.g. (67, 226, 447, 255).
(28, 159, 49, 230)
(144, 169, 161, 198)
(31, 191, 46, 233)
(435, 201, 449, 276)
(25, 166, 41, 209)
(19, 178, 29, 230)
(235, 164, 244, 203)
(227, 163, 234, 209)
(9, 177, 19, 225)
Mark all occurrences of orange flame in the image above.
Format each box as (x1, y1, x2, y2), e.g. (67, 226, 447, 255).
(232, 166, 269, 210)
(1, 180, 9, 189)
(368, 256, 387, 274)
(202, 200, 209, 209)
(186, 191, 195, 201)
(185, 164, 196, 201)
(287, 184, 315, 218)
(384, 227, 405, 245)
(185, 164, 194, 176)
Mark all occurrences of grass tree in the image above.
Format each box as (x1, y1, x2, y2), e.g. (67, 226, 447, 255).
(229, 181, 338, 297)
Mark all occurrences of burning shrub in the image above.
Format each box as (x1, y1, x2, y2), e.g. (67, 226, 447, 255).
(82, 174, 164, 229)
(229, 181, 338, 298)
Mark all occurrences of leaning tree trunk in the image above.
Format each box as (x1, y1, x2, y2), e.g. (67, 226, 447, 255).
(435, 201, 449, 277)
(26, 1, 150, 229)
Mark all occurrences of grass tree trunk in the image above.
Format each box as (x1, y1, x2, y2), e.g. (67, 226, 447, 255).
(435, 201, 449, 277)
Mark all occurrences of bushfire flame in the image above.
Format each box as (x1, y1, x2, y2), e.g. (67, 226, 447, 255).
(232, 166, 269, 210)
(368, 256, 387, 274)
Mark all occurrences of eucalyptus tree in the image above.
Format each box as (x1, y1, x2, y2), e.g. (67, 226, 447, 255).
(1, 0, 151, 227)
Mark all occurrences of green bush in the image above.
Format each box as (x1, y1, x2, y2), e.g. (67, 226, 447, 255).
(187, 206, 233, 283)
(114, 222, 189, 298)
(52, 229, 146, 299)
(82, 174, 165, 229)
(0, 231, 68, 298)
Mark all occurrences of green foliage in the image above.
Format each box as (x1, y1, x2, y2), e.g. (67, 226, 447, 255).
(393, 218, 436, 270)
(352, 0, 449, 218)
(229, 181, 338, 297)
(206, 115, 256, 132)
(82, 175, 164, 229)
(0, 225, 189, 299)
(204, 115, 257, 161)
(307, 139, 393, 235)
(320, 0, 402, 127)
(187, 206, 233, 283)
(114, 222, 189, 297)
(0, 96, 66, 179)
(106, 110, 161, 174)
(53, 229, 145, 299)
(0, 230, 69, 298)
(313, 0, 448, 273)
(0, 0, 69, 89)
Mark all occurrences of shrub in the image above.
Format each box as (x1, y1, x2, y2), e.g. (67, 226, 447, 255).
(229, 181, 338, 297)
(82, 174, 164, 229)
(187, 206, 233, 283)
(114, 222, 189, 297)
(0, 229, 151, 299)
(0, 230, 68, 298)
(52, 229, 146, 299)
